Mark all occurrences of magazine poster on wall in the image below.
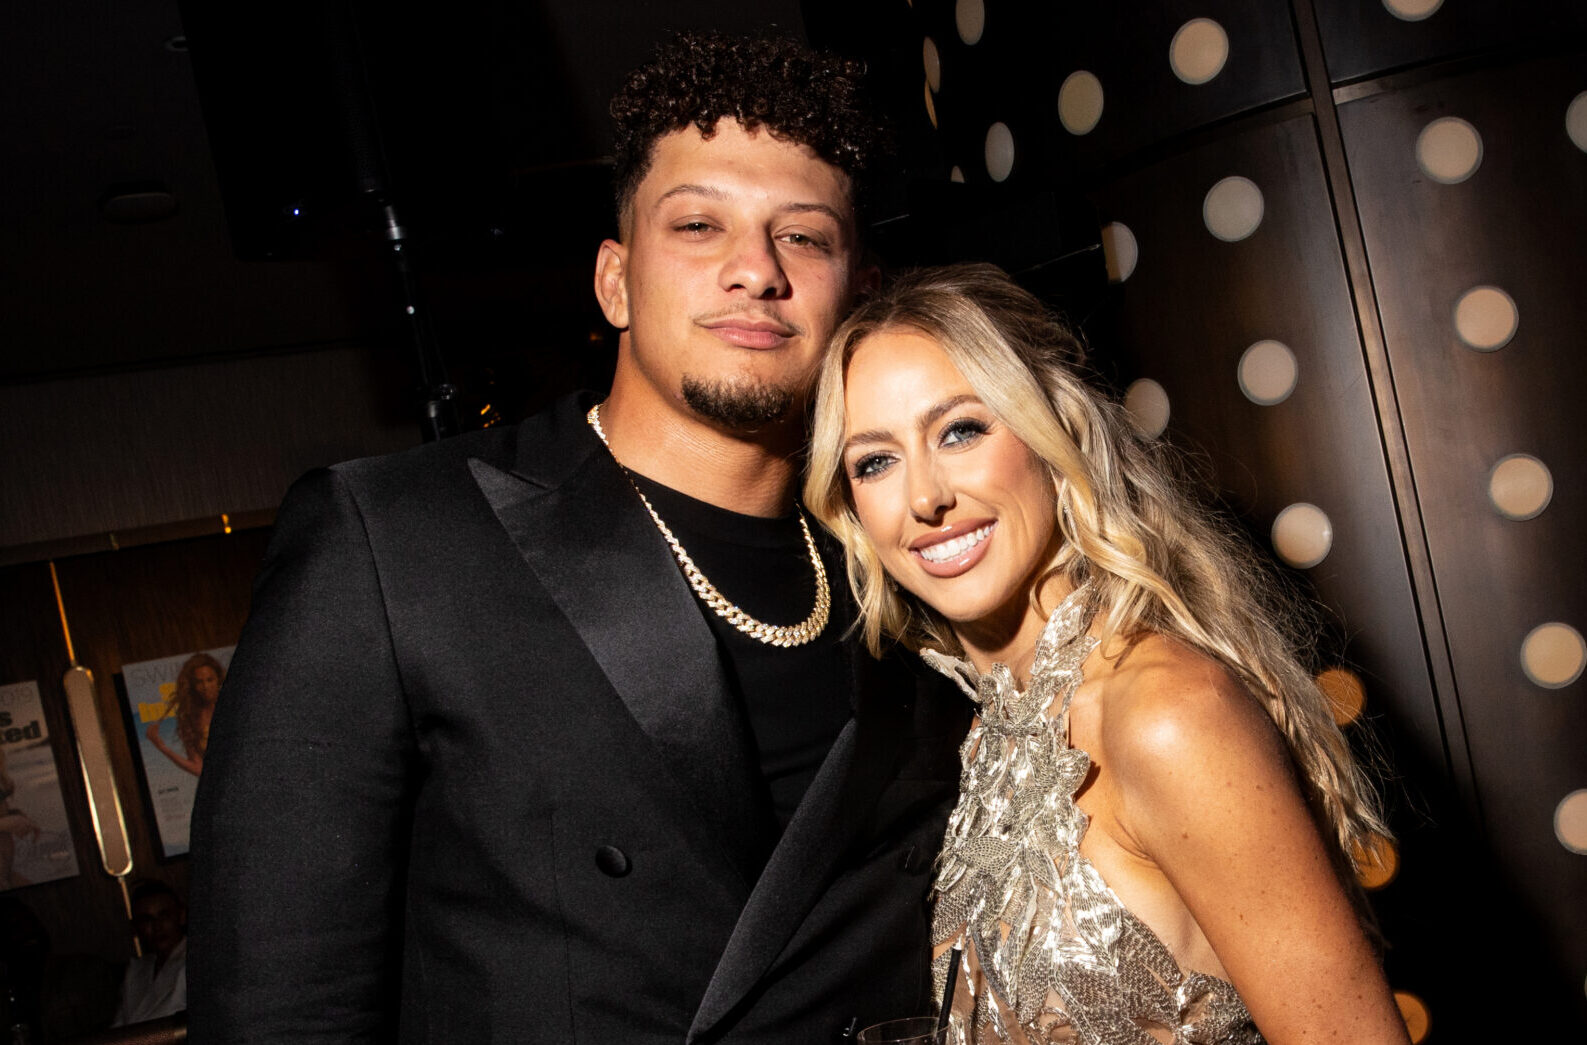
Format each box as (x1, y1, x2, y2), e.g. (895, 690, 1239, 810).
(0, 680, 81, 890)
(122, 647, 234, 858)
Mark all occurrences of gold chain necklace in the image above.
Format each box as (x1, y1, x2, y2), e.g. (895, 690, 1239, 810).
(586, 403, 830, 648)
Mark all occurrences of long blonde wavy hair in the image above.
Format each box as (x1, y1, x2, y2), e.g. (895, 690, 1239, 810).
(804, 263, 1388, 866)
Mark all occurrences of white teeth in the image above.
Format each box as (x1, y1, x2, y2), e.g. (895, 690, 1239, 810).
(918, 524, 993, 563)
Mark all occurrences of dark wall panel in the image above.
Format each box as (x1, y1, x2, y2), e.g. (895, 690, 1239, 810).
(1313, 0, 1587, 85)
(1090, 115, 1441, 771)
(916, 0, 1306, 185)
(0, 345, 415, 553)
(1339, 51, 1587, 994)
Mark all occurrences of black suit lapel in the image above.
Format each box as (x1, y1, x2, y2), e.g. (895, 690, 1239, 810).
(467, 398, 765, 887)
(687, 645, 915, 1041)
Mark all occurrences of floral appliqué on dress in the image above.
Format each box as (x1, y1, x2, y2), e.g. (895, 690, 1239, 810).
(923, 589, 1264, 1045)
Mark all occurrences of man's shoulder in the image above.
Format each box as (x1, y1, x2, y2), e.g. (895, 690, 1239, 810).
(325, 392, 595, 491)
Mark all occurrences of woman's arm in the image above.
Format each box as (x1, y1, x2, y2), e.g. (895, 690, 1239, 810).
(146, 722, 203, 776)
(0, 809, 39, 840)
(1102, 642, 1408, 1045)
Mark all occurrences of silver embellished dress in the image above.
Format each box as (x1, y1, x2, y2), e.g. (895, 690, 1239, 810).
(922, 589, 1264, 1045)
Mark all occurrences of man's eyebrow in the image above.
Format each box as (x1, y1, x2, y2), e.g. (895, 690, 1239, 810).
(843, 394, 982, 453)
(654, 184, 728, 208)
(652, 185, 846, 224)
(780, 201, 847, 225)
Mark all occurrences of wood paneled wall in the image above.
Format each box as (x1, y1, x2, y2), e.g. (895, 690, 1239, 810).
(0, 529, 270, 961)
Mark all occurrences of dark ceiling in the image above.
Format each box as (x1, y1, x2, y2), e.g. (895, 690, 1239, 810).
(1, 0, 828, 386)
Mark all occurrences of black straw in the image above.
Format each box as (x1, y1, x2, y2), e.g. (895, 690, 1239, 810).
(936, 947, 962, 1032)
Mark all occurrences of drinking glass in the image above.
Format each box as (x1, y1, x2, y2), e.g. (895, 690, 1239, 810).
(855, 1016, 948, 1044)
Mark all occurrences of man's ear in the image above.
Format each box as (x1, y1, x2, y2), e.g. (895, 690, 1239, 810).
(594, 239, 630, 329)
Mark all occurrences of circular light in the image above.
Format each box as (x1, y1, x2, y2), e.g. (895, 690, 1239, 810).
(1568, 92, 1587, 153)
(1238, 339, 1298, 405)
(1453, 285, 1519, 351)
(924, 81, 938, 128)
(1317, 667, 1366, 725)
(1124, 379, 1170, 439)
(1416, 117, 1483, 184)
(1351, 832, 1399, 890)
(1488, 454, 1553, 520)
(1383, 0, 1444, 21)
(923, 37, 942, 93)
(985, 122, 1015, 182)
(949, 166, 965, 184)
(1394, 992, 1431, 1043)
(1555, 790, 1587, 854)
(1203, 176, 1264, 242)
(1101, 222, 1138, 283)
(1057, 71, 1104, 136)
(1521, 622, 1585, 689)
(1170, 18, 1229, 85)
(956, 0, 985, 45)
(1272, 503, 1333, 569)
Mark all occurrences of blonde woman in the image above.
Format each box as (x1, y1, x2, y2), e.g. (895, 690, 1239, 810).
(806, 265, 1407, 1045)
(146, 653, 224, 777)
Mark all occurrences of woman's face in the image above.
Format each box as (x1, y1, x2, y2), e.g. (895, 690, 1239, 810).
(192, 665, 221, 704)
(841, 327, 1059, 648)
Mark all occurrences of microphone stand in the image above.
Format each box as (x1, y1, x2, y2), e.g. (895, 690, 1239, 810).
(331, 0, 458, 442)
(376, 196, 458, 442)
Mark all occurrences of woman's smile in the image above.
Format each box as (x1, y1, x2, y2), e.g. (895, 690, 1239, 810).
(912, 520, 996, 574)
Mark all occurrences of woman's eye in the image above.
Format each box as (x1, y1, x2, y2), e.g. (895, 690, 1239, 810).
(940, 418, 989, 447)
(850, 453, 894, 481)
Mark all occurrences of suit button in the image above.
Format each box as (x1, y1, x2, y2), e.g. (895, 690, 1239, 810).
(595, 845, 631, 877)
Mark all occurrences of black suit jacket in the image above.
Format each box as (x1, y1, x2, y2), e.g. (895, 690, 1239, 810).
(189, 394, 969, 1043)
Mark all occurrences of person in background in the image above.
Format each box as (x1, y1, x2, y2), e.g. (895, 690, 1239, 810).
(112, 881, 187, 1027)
(806, 265, 1408, 1044)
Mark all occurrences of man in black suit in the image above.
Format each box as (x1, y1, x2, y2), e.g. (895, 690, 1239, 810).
(189, 32, 967, 1043)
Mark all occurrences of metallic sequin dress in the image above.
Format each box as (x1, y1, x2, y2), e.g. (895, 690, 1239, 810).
(922, 589, 1264, 1045)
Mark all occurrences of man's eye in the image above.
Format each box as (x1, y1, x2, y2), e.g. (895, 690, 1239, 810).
(941, 418, 988, 447)
(676, 221, 715, 234)
(850, 453, 894, 481)
(781, 231, 830, 251)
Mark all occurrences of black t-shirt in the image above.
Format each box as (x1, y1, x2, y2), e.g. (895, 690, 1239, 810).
(629, 474, 853, 851)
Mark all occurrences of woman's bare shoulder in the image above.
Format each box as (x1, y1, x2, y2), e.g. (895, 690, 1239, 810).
(1089, 633, 1289, 801)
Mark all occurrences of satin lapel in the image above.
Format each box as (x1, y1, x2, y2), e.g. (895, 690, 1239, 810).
(687, 645, 913, 1041)
(467, 400, 765, 887)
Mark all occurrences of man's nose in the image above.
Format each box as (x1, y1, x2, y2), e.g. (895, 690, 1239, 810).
(719, 233, 789, 299)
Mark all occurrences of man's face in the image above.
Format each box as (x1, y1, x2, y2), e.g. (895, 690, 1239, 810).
(132, 894, 186, 958)
(596, 118, 865, 429)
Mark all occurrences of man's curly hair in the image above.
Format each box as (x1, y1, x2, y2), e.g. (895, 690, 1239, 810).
(609, 31, 883, 235)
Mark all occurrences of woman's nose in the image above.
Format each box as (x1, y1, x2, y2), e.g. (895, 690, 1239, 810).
(909, 464, 954, 522)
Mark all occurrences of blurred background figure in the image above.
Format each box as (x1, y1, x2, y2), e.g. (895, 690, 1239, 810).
(0, 751, 41, 892)
(110, 883, 186, 1027)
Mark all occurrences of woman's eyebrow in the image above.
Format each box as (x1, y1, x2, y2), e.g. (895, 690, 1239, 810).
(842, 394, 982, 453)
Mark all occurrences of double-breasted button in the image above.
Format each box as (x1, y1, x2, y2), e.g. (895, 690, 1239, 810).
(595, 845, 631, 877)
